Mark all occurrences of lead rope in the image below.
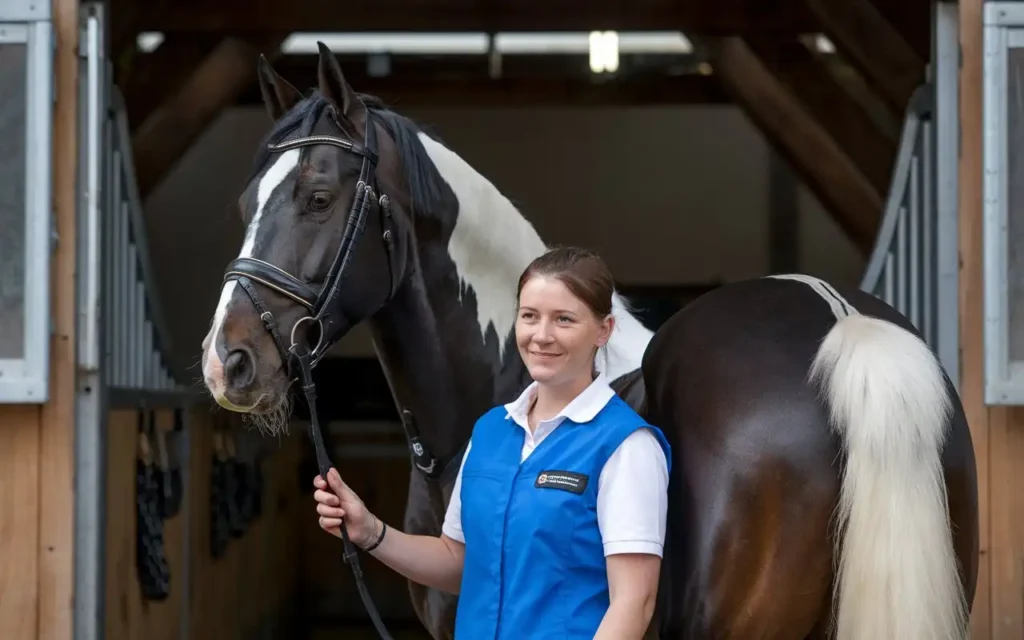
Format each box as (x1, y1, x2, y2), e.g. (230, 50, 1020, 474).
(292, 344, 394, 640)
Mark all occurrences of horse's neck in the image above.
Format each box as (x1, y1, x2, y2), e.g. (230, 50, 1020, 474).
(414, 132, 654, 383)
(370, 129, 655, 460)
(366, 261, 514, 464)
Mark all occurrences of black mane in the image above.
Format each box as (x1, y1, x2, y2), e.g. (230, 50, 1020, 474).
(249, 90, 453, 220)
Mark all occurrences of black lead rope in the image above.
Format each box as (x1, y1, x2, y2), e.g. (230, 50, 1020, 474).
(292, 344, 394, 640)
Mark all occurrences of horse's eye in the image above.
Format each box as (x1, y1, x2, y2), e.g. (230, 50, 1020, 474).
(308, 191, 334, 212)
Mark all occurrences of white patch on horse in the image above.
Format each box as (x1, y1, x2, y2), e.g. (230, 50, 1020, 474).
(767, 273, 857, 319)
(207, 149, 300, 357)
(416, 132, 653, 381)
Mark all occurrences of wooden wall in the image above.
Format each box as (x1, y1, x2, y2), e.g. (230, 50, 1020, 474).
(960, 0, 1024, 637)
(103, 402, 307, 640)
(0, 0, 78, 636)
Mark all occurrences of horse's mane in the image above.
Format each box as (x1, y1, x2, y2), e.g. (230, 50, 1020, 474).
(248, 90, 452, 221)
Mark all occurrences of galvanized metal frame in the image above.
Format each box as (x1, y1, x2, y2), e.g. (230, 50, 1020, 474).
(983, 2, 1024, 404)
(0, 3, 53, 403)
(75, 6, 106, 639)
(933, 0, 961, 387)
(859, 1, 960, 389)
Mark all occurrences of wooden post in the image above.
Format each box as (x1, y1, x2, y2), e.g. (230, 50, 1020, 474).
(38, 0, 79, 635)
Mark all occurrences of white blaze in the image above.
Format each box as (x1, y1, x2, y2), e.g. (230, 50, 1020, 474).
(204, 149, 301, 378)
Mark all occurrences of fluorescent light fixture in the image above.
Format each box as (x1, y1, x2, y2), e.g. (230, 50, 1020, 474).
(137, 31, 164, 53)
(589, 31, 619, 73)
(282, 32, 491, 55)
(136, 30, 694, 58)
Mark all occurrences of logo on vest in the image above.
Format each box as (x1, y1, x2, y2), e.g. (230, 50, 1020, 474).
(534, 470, 588, 495)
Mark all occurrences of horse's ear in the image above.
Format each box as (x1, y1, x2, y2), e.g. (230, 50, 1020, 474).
(316, 41, 367, 132)
(257, 55, 302, 121)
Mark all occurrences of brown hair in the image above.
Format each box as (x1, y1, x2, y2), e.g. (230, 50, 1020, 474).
(516, 246, 615, 319)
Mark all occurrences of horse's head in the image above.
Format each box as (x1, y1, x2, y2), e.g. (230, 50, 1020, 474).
(201, 43, 410, 426)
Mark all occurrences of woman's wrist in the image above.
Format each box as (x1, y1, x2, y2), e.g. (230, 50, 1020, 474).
(359, 513, 386, 550)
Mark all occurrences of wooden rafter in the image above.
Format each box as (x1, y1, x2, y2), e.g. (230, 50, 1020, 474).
(135, 0, 817, 34)
(706, 36, 882, 254)
(744, 38, 897, 196)
(224, 53, 727, 107)
(131, 36, 284, 198)
(118, 35, 222, 131)
(235, 73, 727, 108)
(802, 0, 925, 114)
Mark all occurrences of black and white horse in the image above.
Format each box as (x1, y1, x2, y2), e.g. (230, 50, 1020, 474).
(199, 44, 978, 639)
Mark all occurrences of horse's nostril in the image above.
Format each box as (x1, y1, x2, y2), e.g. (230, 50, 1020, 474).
(225, 348, 255, 390)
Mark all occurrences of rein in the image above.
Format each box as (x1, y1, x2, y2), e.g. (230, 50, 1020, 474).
(220, 106, 456, 639)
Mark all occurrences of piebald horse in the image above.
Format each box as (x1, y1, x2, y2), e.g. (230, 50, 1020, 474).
(200, 43, 978, 639)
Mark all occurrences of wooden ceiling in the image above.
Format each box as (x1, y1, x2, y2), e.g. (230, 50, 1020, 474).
(114, 0, 932, 254)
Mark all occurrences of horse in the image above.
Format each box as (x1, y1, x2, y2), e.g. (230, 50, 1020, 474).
(199, 43, 978, 639)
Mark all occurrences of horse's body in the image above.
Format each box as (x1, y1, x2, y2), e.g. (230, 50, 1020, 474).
(200, 45, 978, 639)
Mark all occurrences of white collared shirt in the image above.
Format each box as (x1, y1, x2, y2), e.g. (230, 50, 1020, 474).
(441, 374, 670, 557)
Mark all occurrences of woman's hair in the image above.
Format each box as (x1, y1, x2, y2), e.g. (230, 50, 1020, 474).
(516, 246, 615, 319)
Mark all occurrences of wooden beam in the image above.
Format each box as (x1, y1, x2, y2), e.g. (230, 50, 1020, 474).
(229, 53, 727, 107)
(745, 38, 897, 196)
(125, 50, 708, 94)
(118, 35, 222, 131)
(706, 37, 882, 254)
(39, 0, 80, 636)
(137, 0, 817, 34)
(132, 36, 283, 198)
(958, 0, 992, 636)
(803, 0, 925, 113)
(239, 74, 726, 107)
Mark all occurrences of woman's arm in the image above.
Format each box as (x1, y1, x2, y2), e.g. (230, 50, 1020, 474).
(365, 522, 466, 595)
(592, 427, 670, 639)
(314, 470, 465, 594)
(593, 553, 662, 640)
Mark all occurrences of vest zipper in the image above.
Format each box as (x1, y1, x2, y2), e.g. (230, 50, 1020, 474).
(495, 464, 522, 639)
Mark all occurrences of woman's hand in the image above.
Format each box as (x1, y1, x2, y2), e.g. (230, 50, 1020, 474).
(312, 467, 379, 547)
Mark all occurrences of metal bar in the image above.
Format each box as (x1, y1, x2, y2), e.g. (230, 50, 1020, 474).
(860, 100, 924, 292)
(127, 241, 138, 387)
(119, 200, 130, 388)
(934, 1, 960, 386)
(78, 10, 102, 372)
(884, 252, 895, 305)
(106, 387, 206, 410)
(135, 280, 146, 388)
(102, 123, 114, 385)
(110, 89, 184, 386)
(897, 202, 908, 316)
(922, 119, 936, 348)
(143, 317, 153, 389)
(908, 149, 922, 335)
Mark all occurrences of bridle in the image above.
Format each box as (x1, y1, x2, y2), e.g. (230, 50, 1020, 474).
(219, 104, 410, 639)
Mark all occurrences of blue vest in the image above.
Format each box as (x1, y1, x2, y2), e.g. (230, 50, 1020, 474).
(454, 394, 672, 639)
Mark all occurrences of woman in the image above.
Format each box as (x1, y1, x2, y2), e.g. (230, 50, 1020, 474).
(313, 246, 671, 639)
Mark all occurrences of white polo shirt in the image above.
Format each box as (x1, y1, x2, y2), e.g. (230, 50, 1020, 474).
(441, 373, 670, 557)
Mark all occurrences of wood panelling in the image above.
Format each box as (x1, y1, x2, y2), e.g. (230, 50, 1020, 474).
(103, 409, 184, 640)
(959, 0, 1024, 637)
(0, 0, 79, 636)
(101, 402, 307, 640)
(0, 406, 41, 640)
(184, 409, 305, 640)
(37, 0, 79, 636)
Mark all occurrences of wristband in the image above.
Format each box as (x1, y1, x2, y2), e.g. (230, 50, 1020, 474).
(364, 517, 387, 552)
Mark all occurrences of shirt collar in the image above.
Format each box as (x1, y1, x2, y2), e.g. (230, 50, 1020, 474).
(503, 373, 615, 428)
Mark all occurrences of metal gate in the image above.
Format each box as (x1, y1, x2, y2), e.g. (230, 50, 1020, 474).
(75, 4, 200, 640)
(859, 1, 960, 386)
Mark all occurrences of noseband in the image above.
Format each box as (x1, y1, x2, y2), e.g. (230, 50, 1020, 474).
(220, 107, 398, 639)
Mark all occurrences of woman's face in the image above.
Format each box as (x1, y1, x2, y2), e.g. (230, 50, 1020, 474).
(515, 275, 613, 386)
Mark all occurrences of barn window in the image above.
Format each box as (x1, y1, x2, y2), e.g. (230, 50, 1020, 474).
(0, 0, 53, 403)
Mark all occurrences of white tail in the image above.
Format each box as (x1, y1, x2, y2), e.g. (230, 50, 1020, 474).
(809, 313, 968, 640)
